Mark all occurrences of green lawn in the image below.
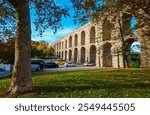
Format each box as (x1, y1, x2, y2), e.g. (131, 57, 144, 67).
(0, 68, 150, 98)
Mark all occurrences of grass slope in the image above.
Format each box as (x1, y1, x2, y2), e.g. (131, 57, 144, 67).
(0, 68, 150, 98)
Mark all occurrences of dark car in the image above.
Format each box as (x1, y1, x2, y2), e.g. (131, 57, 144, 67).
(45, 62, 59, 68)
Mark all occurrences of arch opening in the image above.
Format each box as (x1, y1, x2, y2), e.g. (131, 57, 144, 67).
(125, 38, 141, 68)
(69, 36, 72, 48)
(102, 18, 112, 41)
(122, 13, 132, 33)
(62, 51, 64, 59)
(69, 50, 72, 61)
(103, 43, 112, 67)
(59, 51, 61, 59)
(65, 40, 67, 49)
(90, 45, 96, 64)
(75, 34, 78, 46)
(90, 26, 96, 43)
(81, 47, 85, 63)
(65, 51, 67, 60)
(81, 31, 85, 45)
(74, 48, 78, 62)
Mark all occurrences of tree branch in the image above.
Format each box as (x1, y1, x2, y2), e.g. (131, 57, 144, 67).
(7, 0, 17, 8)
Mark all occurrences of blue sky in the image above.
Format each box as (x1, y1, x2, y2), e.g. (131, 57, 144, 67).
(31, 0, 81, 45)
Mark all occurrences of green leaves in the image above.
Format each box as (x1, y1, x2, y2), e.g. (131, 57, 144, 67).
(0, 0, 70, 38)
(31, 0, 70, 35)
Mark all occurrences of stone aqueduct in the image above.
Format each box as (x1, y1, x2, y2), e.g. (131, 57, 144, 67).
(50, 13, 150, 68)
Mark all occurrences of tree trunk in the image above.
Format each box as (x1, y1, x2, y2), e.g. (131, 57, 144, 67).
(118, 14, 127, 68)
(9, 0, 32, 94)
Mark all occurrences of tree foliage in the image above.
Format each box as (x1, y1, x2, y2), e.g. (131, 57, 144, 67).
(0, 0, 69, 39)
(31, 41, 54, 58)
(0, 38, 15, 64)
(71, 0, 150, 22)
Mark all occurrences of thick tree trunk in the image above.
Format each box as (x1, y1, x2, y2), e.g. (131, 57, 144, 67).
(9, 0, 32, 94)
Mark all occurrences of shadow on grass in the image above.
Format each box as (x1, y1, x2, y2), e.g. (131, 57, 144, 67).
(32, 80, 150, 95)
(0, 76, 11, 80)
(1, 73, 150, 97)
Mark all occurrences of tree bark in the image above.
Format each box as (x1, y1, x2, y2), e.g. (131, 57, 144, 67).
(118, 14, 127, 68)
(9, 0, 32, 94)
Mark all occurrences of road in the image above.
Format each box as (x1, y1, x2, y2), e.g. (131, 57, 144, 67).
(43, 65, 103, 73)
(0, 65, 109, 78)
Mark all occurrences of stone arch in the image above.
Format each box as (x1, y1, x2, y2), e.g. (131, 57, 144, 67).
(90, 26, 96, 43)
(90, 45, 96, 64)
(81, 47, 85, 63)
(122, 13, 132, 33)
(62, 51, 64, 59)
(74, 34, 78, 46)
(74, 48, 78, 62)
(81, 31, 85, 45)
(102, 18, 112, 41)
(57, 52, 58, 58)
(65, 50, 67, 60)
(62, 41, 64, 49)
(69, 36, 72, 48)
(102, 43, 112, 67)
(65, 40, 67, 49)
(59, 51, 61, 59)
(59, 42, 61, 50)
(124, 38, 141, 67)
(69, 50, 72, 61)
(57, 43, 58, 50)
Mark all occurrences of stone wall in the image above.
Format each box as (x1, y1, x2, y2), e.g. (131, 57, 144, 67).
(50, 13, 150, 68)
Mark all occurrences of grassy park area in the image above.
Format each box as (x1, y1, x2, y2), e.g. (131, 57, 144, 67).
(0, 68, 150, 98)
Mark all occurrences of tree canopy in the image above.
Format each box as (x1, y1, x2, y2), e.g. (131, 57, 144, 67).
(71, 0, 150, 22)
(0, 0, 69, 39)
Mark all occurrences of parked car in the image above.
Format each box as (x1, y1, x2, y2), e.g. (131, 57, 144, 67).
(31, 64, 40, 72)
(84, 62, 94, 66)
(45, 62, 59, 68)
(64, 62, 76, 67)
(55, 60, 65, 65)
(30, 59, 45, 71)
(0, 66, 4, 72)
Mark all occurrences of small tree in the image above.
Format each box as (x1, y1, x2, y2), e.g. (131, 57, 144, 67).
(46, 47, 55, 58)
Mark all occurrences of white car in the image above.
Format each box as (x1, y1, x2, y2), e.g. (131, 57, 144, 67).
(31, 64, 40, 72)
(64, 62, 76, 67)
(0, 66, 5, 72)
(0, 67, 4, 72)
(84, 62, 94, 66)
